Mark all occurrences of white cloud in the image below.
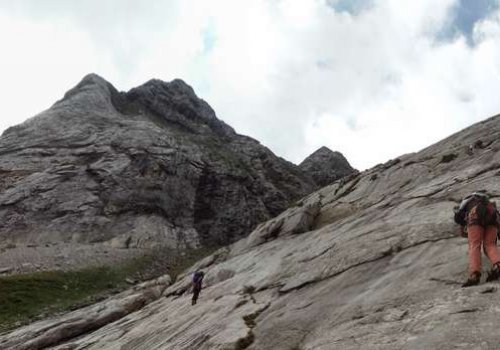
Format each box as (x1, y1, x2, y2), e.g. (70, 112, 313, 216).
(1, 0, 500, 170)
(0, 12, 119, 134)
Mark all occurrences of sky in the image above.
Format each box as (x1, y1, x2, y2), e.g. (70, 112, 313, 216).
(1, 0, 500, 170)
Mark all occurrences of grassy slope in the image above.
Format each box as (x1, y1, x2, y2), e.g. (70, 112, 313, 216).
(0, 247, 214, 333)
(0, 265, 138, 332)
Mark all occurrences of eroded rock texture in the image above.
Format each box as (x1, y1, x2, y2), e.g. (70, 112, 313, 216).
(0, 74, 318, 269)
(3, 111, 500, 349)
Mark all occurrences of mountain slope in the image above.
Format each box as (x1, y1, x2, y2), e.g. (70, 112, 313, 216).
(3, 114, 500, 349)
(0, 74, 318, 271)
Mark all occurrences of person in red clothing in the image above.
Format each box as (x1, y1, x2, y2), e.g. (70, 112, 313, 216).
(455, 192, 500, 287)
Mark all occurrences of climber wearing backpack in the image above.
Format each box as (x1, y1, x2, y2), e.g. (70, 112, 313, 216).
(191, 270, 205, 305)
(454, 192, 500, 287)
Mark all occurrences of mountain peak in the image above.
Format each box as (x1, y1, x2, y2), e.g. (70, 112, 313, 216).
(80, 72, 110, 85)
(54, 74, 236, 138)
(299, 147, 357, 187)
(126, 77, 235, 137)
(134, 78, 196, 97)
(69, 73, 116, 95)
(310, 146, 339, 157)
(57, 73, 121, 111)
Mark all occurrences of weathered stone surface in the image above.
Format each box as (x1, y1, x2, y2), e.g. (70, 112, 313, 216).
(0, 74, 318, 270)
(299, 146, 357, 187)
(4, 113, 500, 349)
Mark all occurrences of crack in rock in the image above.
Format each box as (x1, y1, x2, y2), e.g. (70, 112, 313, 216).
(450, 308, 480, 315)
(234, 303, 270, 350)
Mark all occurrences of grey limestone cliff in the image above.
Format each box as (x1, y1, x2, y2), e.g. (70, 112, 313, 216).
(0, 74, 317, 270)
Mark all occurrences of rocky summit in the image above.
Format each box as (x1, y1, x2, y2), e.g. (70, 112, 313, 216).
(2, 109, 500, 349)
(0, 74, 353, 272)
(299, 146, 357, 187)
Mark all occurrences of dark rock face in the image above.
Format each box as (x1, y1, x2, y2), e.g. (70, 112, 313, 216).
(0, 74, 316, 262)
(299, 146, 357, 187)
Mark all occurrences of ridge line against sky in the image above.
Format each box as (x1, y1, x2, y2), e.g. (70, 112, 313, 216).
(1, 0, 500, 170)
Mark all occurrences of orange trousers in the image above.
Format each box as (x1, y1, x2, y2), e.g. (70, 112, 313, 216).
(468, 225, 500, 274)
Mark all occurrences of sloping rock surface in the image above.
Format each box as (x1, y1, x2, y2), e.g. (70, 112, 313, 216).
(299, 146, 357, 187)
(0, 74, 317, 269)
(3, 114, 500, 349)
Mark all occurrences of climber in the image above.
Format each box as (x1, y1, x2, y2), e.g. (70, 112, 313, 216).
(191, 270, 205, 305)
(454, 192, 500, 287)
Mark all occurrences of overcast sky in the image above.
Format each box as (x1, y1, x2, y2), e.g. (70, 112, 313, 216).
(1, 0, 500, 170)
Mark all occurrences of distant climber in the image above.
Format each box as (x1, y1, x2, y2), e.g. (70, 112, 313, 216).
(454, 192, 500, 287)
(191, 271, 205, 305)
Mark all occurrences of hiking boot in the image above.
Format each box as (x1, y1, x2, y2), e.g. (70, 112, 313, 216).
(462, 271, 481, 288)
(486, 263, 500, 282)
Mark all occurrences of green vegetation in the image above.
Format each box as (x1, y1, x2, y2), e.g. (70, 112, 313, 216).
(0, 246, 217, 332)
(0, 266, 131, 332)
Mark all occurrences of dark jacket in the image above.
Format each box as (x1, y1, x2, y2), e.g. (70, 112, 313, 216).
(192, 272, 204, 291)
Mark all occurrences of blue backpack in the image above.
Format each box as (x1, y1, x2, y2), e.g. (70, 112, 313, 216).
(192, 271, 204, 286)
